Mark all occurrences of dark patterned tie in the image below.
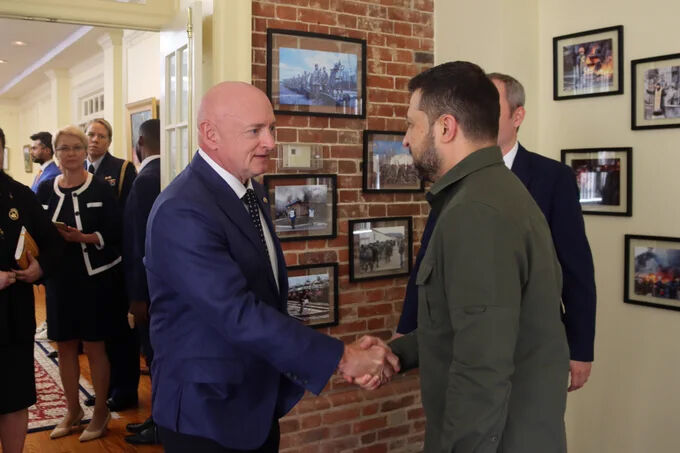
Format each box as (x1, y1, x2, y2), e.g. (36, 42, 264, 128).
(88, 163, 95, 174)
(242, 188, 270, 260)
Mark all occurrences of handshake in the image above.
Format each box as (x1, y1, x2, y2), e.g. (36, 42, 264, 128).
(337, 336, 400, 391)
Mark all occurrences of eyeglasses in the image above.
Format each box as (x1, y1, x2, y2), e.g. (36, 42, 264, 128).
(55, 145, 85, 153)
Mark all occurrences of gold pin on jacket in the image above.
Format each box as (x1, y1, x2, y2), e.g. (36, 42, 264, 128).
(8, 208, 19, 221)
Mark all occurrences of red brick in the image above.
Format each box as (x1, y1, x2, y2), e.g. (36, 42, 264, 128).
(309, 0, 330, 9)
(300, 413, 322, 429)
(298, 427, 330, 444)
(276, 128, 297, 142)
(354, 442, 388, 452)
(378, 424, 410, 439)
(253, 2, 275, 17)
(338, 249, 349, 262)
(361, 432, 377, 444)
(367, 75, 394, 89)
(338, 160, 358, 174)
(368, 205, 386, 217)
(323, 407, 361, 424)
(330, 319, 366, 334)
(280, 418, 300, 433)
(338, 175, 362, 188)
(308, 23, 330, 34)
(276, 5, 297, 20)
(337, 13, 357, 29)
(329, 117, 365, 129)
(338, 130, 361, 144)
(364, 289, 386, 303)
(339, 189, 359, 203)
(298, 128, 338, 143)
(309, 116, 329, 128)
(334, 0, 368, 16)
(381, 395, 415, 412)
(299, 251, 337, 264)
(407, 407, 425, 419)
(296, 396, 331, 414)
(282, 241, 306, 251)
(367, 317, 386, 330)
(266, 18, 308, 31)
(330, 145, 362, 159)
(394, 22, 412, 36)
(252, 32, 267, 49)
(357, 17, 393, 34)
(353, 416, 388, 433)
(358, 303, 392, 317)
(284, 253, 298, 266)
(299, 8, 336, 25)
(328, 234, 348, 247)
(328, 389, 363, 407)
(367, 117, 387, 130)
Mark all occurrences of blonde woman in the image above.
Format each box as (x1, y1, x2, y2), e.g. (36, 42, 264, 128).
(37, 125, 122, 442)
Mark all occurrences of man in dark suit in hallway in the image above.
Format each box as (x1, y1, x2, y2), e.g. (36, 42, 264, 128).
(29, 131, 61, 194)
(84, 118, 140, 411)
(146, 82, 399, 452)
(397, 72, 597, 392)
(122, 119, 161, 445)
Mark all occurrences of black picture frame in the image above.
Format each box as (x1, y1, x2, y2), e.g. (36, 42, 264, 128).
(553, 25, 623, 100)
(286, 262, 339, 328)
(561, 147, 632, 216)
(262, 174, 337, 242)
(362, 130, 424, 193)
(631, 52, 680, 130)
(348, 217, 412, 282)
(624, 235, 680, 312)
(266, 28, 366, 118)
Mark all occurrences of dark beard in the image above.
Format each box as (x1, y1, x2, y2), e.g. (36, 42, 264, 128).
(412, 131, 440, 183)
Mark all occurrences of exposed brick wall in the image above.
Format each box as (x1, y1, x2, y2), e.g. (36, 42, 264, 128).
(252, 0, 434, 451)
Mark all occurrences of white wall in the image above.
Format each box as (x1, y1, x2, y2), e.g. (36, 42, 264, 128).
(125, 31, 161, 103)
(436, 1, 680, 451)
(538, 1, 680, 452)
(434, 0, 539, 151)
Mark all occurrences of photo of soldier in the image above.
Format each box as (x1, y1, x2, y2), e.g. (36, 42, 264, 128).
(285, 265, 338, 328)
(351, 222, 410, 280)
(644, 65, 680, 120)
(365, 135, 421, 191)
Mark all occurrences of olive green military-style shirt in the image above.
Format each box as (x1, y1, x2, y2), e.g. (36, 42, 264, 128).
(391, 146, 569, 453)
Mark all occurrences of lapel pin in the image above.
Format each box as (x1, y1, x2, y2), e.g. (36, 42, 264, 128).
(8, 208, 19, 221)
(263, 196, 268, 203)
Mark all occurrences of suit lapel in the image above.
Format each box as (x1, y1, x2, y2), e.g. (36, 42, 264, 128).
(511, 143, 532, 188)
(191, 154, 282, 295)
(253, 182, 288, 303)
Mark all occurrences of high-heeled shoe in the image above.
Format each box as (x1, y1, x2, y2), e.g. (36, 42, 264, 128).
(79, 410, 111, 442)
(49, 408, 84, 439)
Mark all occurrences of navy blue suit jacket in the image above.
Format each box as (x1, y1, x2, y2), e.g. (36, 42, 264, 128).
(123, 157, 160, 302)
(145, 153, 344, 449)
(91, 152, 137, 212)
(398, 143, 596, 362)
(31, 161, 61, 193)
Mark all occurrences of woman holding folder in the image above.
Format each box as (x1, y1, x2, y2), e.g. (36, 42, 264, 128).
(0, 127, 63, 453)
(37, 125, 122, 442)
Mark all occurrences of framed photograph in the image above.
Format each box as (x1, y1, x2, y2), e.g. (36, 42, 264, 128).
(125, 97, 158, 164)
(23, 145, 32, 173)
(553, 25, 623, 100)
(286, 263, 338, 328)
(267, 28, 366, 118)
(631, 53, 680, 130)
(277, 143, 323, 171)
(362, 130, 423, 193)
(348, 217, 412, 282)
(625, 235, 680, 311)
(262, 174, 337, 242)
(561, 147, 632, 216)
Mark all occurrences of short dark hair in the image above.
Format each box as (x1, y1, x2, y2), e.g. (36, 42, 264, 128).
(30, 131, 54, 154)
(408, 61, 499, 143)
(138, 119, 160, 151)
(0, 127, 4, 149)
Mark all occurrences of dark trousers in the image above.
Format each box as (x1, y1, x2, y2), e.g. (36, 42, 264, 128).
(106, 326, 140, 400)
(158, 420, 279, 453)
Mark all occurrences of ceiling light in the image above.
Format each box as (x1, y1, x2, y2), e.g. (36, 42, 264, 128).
(0, 59, 6, 64)
(12, 41, 28, 46)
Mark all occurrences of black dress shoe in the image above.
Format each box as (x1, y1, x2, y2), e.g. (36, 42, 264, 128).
(84, 395, 96, 407)
(106, 396, 138, 412)
(124, 425, 160, 445)
(126, 417, 154, 433)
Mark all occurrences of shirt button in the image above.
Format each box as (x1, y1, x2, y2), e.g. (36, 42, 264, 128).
(74, 211, 79, 215)
(490, 435, 498, 443)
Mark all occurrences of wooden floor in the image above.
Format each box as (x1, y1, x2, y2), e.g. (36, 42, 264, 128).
(21, 287, 163, 453)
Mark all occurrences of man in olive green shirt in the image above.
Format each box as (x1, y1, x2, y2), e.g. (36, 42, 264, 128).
(387, 62, 569, 452)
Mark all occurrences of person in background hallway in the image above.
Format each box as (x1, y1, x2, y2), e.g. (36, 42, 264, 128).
(397, 72, 597, 392)
(37, 125, 122, 442)
(122, 119, 161, 445)
(84, 118, 140, 411)
(29, 131, 61, 342)
(382, 61, 569, 453)
(145, 82, 398, 452)
(0, 127, 63, 453)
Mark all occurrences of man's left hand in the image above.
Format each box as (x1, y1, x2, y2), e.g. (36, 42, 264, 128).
(568, 360, 592, 392)
(13, 252, 44, 284)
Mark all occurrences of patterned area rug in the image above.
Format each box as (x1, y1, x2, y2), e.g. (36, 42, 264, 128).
(28, 342, 95, 433)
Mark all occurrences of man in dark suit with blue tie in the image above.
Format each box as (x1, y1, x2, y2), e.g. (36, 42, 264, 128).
(122, 119, 161, 445)
(145, 82, 399, 452)
(397, 72, 596, 392)
(29, 132, 61, 193)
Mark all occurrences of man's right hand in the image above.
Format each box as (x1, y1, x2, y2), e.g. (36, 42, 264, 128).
(338, 336, 400, 390)
(129, 300, 149, 325)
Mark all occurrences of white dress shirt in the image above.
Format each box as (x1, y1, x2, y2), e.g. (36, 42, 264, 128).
(138, 154, 161, 173)
(503, 141, 519, 170)
(198, 149, 279, 289)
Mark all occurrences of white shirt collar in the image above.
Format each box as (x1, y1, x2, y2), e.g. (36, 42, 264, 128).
(86, 154, 106, 172)
(138, 154, 160, 173)
(198, 149, 253, 198)
(40, 159, 55, 171)
(502, 141, 519, 170)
